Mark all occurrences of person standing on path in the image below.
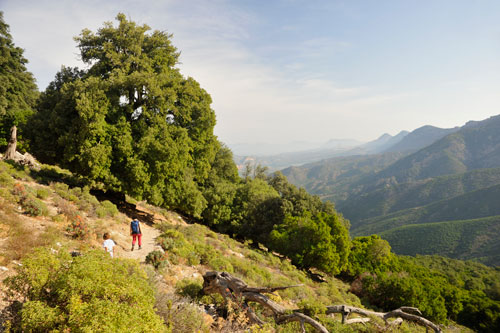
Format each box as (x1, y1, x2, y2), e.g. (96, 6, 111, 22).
(102, 232, 116, 258)
(130, 218, 142, 251)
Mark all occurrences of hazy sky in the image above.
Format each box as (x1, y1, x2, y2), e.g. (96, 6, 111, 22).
(2, 0, 500, 146)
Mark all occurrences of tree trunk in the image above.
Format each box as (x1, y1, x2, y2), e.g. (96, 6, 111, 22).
(4, 125, 17, 160)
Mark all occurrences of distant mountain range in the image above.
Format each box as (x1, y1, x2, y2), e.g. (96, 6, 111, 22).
(232, 122, 462, 172)
(281, 115, 500, 266)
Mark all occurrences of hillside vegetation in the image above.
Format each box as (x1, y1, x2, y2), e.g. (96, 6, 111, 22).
(379, 216, 500, 266)
(283, 116, 500, 266)
(1, 12, 500, 332)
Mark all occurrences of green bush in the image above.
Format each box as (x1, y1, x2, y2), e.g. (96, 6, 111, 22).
(96, 200, 119, 218)
(145, 250, 169, 270)
(35, 187, 49, 199)
(12, 183, 48, 216)
(0, 169, 13, 186)
(208, 257, 234, 273)
(175, 278, 203, 300)
(52, 182, 70, 199)
(158, 228, 199, 265)
(298, 298, 327, 317)
(5, 248, 168, 332)
(155, 295, 209, 333)
(20, 195, 48, 216)
(66, 214, 90, 239)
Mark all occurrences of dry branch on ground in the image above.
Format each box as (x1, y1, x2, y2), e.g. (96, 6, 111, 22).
(202, 271, 442, 333)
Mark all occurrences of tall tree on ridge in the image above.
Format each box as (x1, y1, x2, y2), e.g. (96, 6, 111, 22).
(0, 11, 38, 151)
(29, 14, 218, 217)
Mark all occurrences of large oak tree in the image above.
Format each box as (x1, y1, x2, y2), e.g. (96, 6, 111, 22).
(29, 14, 219, 216)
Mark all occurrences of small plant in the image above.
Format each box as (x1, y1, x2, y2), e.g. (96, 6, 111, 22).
(12, 183, 48, 216)
(66, 215, 90, 239)
(20, 196, 48, 216)
(35, 187, 50, 200)
(12, 182, 27, 197)
(298, 298, 327, 317)
(145, 250, 169, 270)
(175, 278, 203, 300)
(0, 169, 14, 186)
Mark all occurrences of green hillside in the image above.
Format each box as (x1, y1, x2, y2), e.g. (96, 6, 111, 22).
(375, 115, 500, 183)
(378, 216, 500, 266)
(282, 151, 407, 202)
(340, 167, 500, 224)
(350, 174, 500, 232)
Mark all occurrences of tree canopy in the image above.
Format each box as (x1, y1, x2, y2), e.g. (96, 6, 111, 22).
(0, 11, 38, 150)
(28, 14, 218, 217)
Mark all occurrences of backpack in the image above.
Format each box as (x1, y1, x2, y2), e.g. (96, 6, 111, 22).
(131, 220, 140, 234)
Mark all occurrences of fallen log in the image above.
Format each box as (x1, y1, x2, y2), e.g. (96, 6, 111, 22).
(202, 271, 442, 333)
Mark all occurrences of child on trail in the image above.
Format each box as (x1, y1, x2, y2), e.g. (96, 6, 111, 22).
(102, 232, 116, 258)
(130, 218, 142, 251)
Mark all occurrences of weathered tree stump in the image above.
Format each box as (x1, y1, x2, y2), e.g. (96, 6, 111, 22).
(4, 125, 17, 160)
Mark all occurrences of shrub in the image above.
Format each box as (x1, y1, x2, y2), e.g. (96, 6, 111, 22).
(21, 195, 48, 216)
(298, 298, 327, 317)
(96, 200, 119, 218)
(145, 250, 169, 270)
(5, 248, 168, 332)
(51, 182, 70, 199)
(12, 183, 48, 216)
(35, 187, 49, 199)
(175, 278, 203, 300)
(158, 228, 198, 265)
(0, 169, 13, 186)
(208, 257, 234, 273)
(155, 294, 209, 333)
(66, 215, 90, 239)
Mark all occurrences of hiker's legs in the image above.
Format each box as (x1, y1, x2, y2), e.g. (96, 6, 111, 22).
(137, 234, 142, 247)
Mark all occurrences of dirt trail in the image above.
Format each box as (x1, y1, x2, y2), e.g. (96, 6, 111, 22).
(113, 222, 161, 263)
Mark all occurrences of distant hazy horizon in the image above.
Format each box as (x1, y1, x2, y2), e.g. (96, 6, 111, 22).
(3, 0, 500, 145)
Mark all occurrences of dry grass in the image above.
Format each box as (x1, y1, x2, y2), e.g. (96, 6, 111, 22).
(0, 208, 59, 265)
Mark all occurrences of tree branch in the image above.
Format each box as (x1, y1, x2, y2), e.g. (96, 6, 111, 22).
(203, 271, 442, 333)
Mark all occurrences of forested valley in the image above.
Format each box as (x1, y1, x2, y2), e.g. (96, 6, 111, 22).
(1, 12, 499, 332)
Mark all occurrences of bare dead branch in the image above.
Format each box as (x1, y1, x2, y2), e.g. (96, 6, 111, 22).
(327, 305, 442, 332)
(203, 271, 442, 333)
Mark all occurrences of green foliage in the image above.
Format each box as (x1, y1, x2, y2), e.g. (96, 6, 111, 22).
(175, 278, 203, 300)
(96, 199, 119, 218)
(66, 214, 90, 239)
(28, 14, 220, 218)
(0, 12, 39, 151)
(352, 254, 500, 330)
(5, 248, 167, 332)
(35, 187, 49, 199)
(345, 235, 395, 278)
(155, 294, 208, 333)
(412, 255, 500, 301)
(158, 228, 199, 265)
(270, 211, 350, 275)
(12, 183, 48, 216)
(298, 298, 326, 317)
(231, 177, 281, 241)
(145, 250, 169, 270)
(378, 215, 500, 266)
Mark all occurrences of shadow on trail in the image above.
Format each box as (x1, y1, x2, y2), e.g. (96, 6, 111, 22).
(90, 190, 157, 227)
